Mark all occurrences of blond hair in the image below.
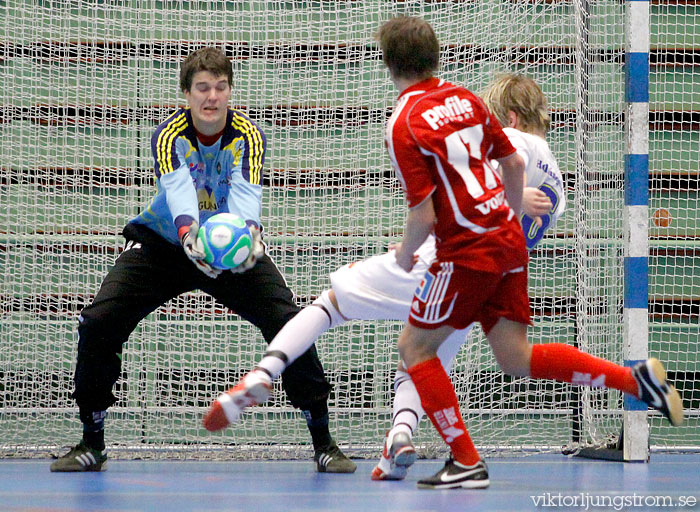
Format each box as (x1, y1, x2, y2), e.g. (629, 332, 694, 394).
(482, 74, 550, 134)
(376, 16, 439, 80)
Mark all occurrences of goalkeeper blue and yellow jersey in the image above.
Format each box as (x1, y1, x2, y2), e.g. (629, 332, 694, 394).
(130, 107, 266, 245)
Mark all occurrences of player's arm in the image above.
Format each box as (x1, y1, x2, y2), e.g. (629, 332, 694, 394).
(496, 151, 525, 220)
(395, 196, 436, 272)
(225, 111, 267, 272)
(152, 128, 220, 277)
(507, 130, 552, 227)
(523, 183, 553, 228)
(389, 107, 438, 271)
(225, 179, 265, 274)
(228, 110, 266, 229)
(152, 138, 197, 231)
(521, 170, 566, 251)
(156, 148, 215, 272)
(154, 144, 199, 233)
(482, 104, 525, 219)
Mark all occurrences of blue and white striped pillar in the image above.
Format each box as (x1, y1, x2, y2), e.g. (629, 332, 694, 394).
(623, 0, 650, 462)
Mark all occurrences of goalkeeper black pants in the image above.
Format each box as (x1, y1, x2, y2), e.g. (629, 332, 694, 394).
(72, 223, 331, 417)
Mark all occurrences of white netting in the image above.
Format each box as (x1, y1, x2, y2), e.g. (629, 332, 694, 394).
(647, 1, 700, 450)
(0, 0, 696, 459)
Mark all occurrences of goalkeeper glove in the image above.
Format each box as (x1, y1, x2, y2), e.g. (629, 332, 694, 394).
(230, 225, 265, 274)
(179, 222, 222, 279)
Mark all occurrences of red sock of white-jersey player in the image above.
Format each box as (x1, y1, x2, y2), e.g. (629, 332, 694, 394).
(530, 344, 639, 397)
(407, 357, 481, 466)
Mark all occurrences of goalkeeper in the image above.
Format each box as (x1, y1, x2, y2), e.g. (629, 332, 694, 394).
(203, 64, 683, 485)
(50, 47, 355, 474)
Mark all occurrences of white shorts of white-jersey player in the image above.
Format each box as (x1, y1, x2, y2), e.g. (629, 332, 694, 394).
(203, 123, 565, 479)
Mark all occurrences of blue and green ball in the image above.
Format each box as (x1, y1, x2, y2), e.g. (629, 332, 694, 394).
(197, 213, 253, 270)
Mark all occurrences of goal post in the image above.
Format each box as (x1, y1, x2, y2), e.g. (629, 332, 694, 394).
(0, 0, 697, 460)
(623, 0, 651, 462)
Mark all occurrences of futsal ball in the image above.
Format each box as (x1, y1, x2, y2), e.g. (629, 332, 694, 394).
(197, 213, 253, 270)
(653, 208, 672, 228)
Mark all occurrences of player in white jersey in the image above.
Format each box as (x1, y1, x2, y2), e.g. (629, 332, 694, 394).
(203, 73, 559, 466)
(204, 49, 682, 485)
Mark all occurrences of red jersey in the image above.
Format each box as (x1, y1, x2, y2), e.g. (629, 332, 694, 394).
(386, 77, 528, 273)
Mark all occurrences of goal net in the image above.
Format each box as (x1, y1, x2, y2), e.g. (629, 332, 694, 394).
(0, 0, 697, 459)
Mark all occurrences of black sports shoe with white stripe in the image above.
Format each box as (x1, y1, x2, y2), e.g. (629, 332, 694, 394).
(50, 441, 107, 472)
(631, 358, 684, 426)
(314, 442, 357, 473)
(417, 458, 489, 490)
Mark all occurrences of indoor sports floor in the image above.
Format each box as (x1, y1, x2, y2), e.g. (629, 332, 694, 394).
(1, 454, 698, 511)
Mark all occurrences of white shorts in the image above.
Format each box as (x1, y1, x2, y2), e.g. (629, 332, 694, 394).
(330, 237, 437, 321)
(330, 236, 475, 369)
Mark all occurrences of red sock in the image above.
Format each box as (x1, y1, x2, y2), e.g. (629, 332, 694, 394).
(407, 357, 480, 466)
(530, 344, 639, 396)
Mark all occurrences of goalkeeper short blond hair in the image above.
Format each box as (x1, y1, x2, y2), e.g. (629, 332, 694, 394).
(482, 74, 550, 134)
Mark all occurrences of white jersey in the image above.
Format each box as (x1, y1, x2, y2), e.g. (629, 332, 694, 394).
(502, 128, 565, 249)
(330, 128, 564, 321)
(504, 127, 565, 220)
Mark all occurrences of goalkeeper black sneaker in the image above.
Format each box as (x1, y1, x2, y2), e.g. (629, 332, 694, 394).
(631, 358, 684, 426)
(50, 441, 107, 472)
(417, 458, 489, 490)
(314, 442, 357, 473)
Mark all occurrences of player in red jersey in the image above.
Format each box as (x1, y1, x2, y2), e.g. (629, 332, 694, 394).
(378, 16, 683, 489)
(382, 17, 528, 488)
